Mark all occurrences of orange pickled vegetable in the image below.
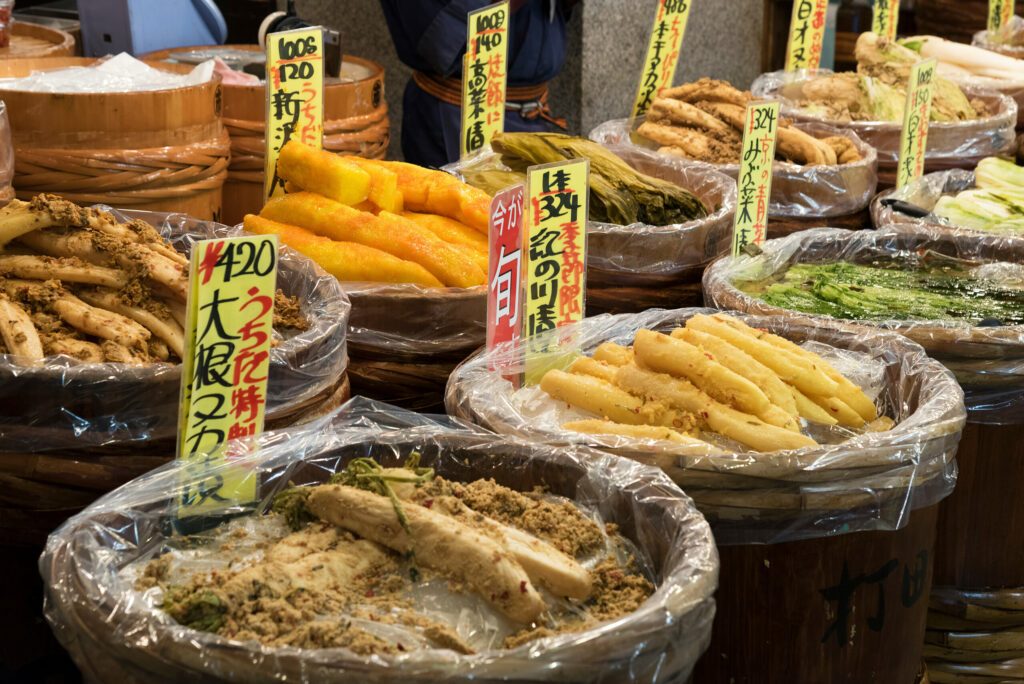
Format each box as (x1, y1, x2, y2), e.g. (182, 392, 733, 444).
(260, 192, 485, 288)
(242, 215, 442, 287)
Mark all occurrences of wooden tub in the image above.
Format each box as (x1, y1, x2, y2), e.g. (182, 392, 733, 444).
(0, 57, 228, 219)
(144, 45, 389, 225)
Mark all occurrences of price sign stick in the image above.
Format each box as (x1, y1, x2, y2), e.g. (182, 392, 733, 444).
(784, 0, 829, 71)
(896, 58, 937, 189)
(522, 159, 589, 386)
(486, 184, 525, 383)
(176, 235, 279, 519)
(989, 0, 1015, 34)
(731, 102, 780, 257)
(265, 27, 324, 202)
(461, 1, 510, 158)
(872, 0, 900, 41)
(629, 0, 695, 122)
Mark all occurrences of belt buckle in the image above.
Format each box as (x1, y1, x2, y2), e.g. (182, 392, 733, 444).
(519, 100, 542, 115)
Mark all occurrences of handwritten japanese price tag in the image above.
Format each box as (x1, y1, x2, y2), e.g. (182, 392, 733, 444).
(523, 159, 589, 386)
(872, 0, 900, 41)
(896, 59, 937, 189)
(461, 1, 509, 158)
(177, 235, 279, 517)
(732, 102, 779, 257)
(486, 185, 524, 380)
(265, 27, 324, 202)
(630, 0, 694, 121)
(989, 0, 1015, 33)
(784, 0, 828, 71)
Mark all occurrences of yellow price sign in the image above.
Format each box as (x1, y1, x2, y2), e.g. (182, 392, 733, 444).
(461, 1, 510, 158)
(989, 0, 1015, 33)
(872, 0, 900, 41)
(265, 27, 324, 202)
(177, 235, 279, 516)
(732, 102, 779, 257)
(630, 0, 694, 120)
(785, 0, 829, 71)
(523, 159, 589, 385)
(896, 59, 937, 189)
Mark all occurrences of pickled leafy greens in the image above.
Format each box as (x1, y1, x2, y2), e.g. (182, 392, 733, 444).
(738, 258, 1024, 325)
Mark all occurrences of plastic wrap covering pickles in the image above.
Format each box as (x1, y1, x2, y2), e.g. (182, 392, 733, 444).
(704, 227, 1024, 424)
(874, 159, 1024, 236)
(446, 307, 964, 544)
(41, 398, 718, 684)
(480, 132, 709, 226)
(0, 207, 349, 451)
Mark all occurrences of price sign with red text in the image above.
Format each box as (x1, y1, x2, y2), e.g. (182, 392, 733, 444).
(732, 102, 779, 257)
(989, 0, 1015, 33)
(265, 27, 324, 201)
(785, 0, 828, 71)
(523, 159, 588, 385)
(630, 0, 694, 121)
(872, 0, 900, 41)
(896, 59, 937, 188)
(177, 235, 278, 516)
(461, 1, 509, 158)
(486, 185, 524, 379)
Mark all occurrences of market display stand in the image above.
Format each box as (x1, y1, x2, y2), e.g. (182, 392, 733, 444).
(144, 46, 389, 226)
(0, 57, 228, 220)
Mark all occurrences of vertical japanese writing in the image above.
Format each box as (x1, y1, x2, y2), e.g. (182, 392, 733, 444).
(630, 0, 693, 120)
(265, 28, 323, 201)
(732, 102, 779, 256)
(785, 0, 828, 71)
(523, 159, 589, 385)
(896, 59, 936, 189)
(989, 0, 1014, 33)
(820, 549, 929, 648)
(872, 0, 900, 41)
(486, 185, 524, 379)
(178, 235, 279, 517)
(461, 2, 509, 158)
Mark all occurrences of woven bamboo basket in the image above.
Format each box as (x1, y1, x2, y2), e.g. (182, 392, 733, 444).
(0, 57, 228, 219)
(347, 285, 484, 413)
(144, 46, 389, 225)
(2, 21, 74, 59)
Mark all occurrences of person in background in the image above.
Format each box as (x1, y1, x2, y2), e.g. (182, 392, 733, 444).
(379, 0, 578, 167)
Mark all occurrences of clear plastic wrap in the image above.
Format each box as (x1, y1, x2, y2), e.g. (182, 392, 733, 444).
(869, 168, 1016, 236)
(0, 208, 350, 452)
(751, 70, 1018, 177)
(40, 397, 718, 684)
(446, 307, 964, 544)
(445, 147, 736, 285)
(703, 227, 1024, 425)
(973, 17, 1024, 61)
(589, 118, 878, 219)
(0, 53, 215, 93)
(343, 282, 484, 358)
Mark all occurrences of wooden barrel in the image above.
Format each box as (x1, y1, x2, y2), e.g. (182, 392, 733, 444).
(144, 45, 389, 225)
(0, 57, 227, 219)
(696, 504, 940, 684)
(925, 422, 1024, 682)
(2, 21, 75, 59)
